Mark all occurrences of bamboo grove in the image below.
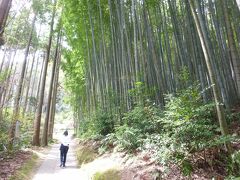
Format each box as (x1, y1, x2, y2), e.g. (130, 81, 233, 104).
(0, 0, 240, 177)
(0, 0, 240, 151)
(61, 0, 240, 130)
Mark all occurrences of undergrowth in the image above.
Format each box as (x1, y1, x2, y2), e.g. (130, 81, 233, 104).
(78, 82, 240, 177)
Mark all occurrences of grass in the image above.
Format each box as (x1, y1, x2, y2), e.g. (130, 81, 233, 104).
(93, 169, 121, 180)
(10, 153, 39, 180)
(48, 138, 58, 144)
(76, 146, 98, 166)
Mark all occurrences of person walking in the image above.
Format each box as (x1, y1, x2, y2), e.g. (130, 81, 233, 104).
(60, 130, 70, 167)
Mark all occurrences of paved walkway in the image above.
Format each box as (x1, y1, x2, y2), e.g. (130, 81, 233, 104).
(32, 139, 81, 180)
(32, 138, 121, 180)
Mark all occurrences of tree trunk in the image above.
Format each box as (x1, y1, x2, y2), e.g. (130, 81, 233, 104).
(22, 51, 36, 117)
(8, 13, 36, 149)
(48, 45, 61, 140)
(0, 49, 16, 108)
(0, 47, 7, 73)
(32, 0, 57, 146)
(42, 29, 60, 146)
(0, 0, 12, 45)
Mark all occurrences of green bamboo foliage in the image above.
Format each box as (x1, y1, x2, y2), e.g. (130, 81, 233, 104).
(61, 0, 240, 125)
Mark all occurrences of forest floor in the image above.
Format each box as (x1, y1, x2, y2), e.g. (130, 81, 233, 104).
(1, 116, 240, 180)
(77, 140, 222, 180)
(29, 139, 165, 180)
(1, 135, 239, 180)
(30, 139, 239, 180)
(0, 150, 33, 179)
(33, 116, 240, 180)
(0, 146, 50, 180)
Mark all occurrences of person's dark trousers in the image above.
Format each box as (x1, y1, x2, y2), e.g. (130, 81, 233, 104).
(60, 144, 69, 167)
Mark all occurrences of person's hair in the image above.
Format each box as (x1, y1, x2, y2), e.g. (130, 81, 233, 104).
(63, 130, 68, 136)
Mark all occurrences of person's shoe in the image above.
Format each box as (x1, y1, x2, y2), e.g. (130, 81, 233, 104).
(60, 163, 63, 167)
(63, 164, 65, 167)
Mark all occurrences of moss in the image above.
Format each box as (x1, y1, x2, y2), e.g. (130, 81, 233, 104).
(93, 169, 121, 180)
(10, 153, 38, 180)
(76, 146, 97, 166)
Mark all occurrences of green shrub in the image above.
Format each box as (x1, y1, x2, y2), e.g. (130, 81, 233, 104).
(77, 82, 238, 177)
(0, 109, 11, 151)
(98, 133, 116, 153)
(17, 114, 34, 148)
(0, 122, 9, 151)
(122, 105, 161, 134)
(108, 104, 161, 152)
(226, 111, 240, 124)
(114, 124, 143, 151)
(93, 169, 121, 180)
(93, 110, 115, 135)
(142, 83, 221, 175)
(79, 109, 116, 138)
(0, 70, 9, 82)
(227, 150, 240, 176)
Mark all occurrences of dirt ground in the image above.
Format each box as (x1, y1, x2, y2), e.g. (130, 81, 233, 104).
(0, 150, 33, 180)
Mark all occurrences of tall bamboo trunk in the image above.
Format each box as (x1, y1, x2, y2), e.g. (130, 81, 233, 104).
(188, 0, 231, 152)
(220, 0, 240, 98)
